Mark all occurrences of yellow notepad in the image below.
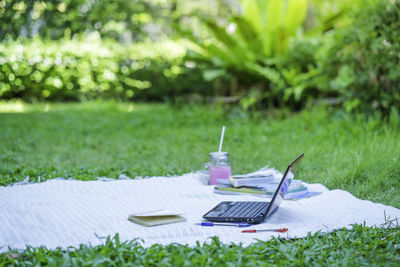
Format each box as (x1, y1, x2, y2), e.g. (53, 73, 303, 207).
(128, 210, 186, 227)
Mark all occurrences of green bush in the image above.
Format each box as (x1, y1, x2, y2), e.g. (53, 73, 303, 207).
(181, 0, 308, 99)
(0, 36, 210, 101)
(180, 0, 339, 110)
(0, 0, 231, 42)
(276, 0, 400, 117)
(0, 0, 170, 41)
(321, 0, 400, 117)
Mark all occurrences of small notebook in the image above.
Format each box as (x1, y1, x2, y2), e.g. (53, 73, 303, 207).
(128, 209, 186, 227)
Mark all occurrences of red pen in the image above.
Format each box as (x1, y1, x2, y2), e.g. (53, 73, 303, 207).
(241, 228, 288, 233)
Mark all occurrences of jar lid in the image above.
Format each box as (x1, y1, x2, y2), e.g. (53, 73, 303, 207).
(210, 151, 228, 156)
(209, 151, 229, 160)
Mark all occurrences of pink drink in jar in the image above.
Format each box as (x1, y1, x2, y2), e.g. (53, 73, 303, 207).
(208, 152, 231, 185)
(209, 165, 231, 185)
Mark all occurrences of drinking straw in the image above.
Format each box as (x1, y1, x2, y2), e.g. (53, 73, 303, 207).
(218, 126, 226, 152)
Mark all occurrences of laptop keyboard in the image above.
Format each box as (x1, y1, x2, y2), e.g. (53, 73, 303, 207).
(221, 202, 269, 218)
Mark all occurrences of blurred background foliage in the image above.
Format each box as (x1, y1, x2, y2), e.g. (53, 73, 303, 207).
(0, 37, 209, 101)
(0, 0, 399, 117)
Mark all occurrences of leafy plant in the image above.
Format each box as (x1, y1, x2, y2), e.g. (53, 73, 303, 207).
(0, 0, 152, 41)
(0, 37, 210, 101)
(180, 0, 366, 110)
(0, 0, 232, 42)
(180, 0, 338, 110)
(183, 0, 307, 81)
(321, 0, 400, 117)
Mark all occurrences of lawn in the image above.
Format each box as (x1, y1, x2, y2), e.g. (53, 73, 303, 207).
(1, 101, 400, 265)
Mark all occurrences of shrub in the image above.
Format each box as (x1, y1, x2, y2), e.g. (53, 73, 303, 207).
(0, 0, 170, 41)
(0, 0, 230, 42)
(179, 0, 399, 117)
(322, 0, 400, 117)
(183, 0, 307, 77)
(0, 36, 210, 101)
(180, 0, 333, 110)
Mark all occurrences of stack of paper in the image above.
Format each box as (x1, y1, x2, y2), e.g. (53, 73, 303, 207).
(230, 174, 274, 187)
(214, 175, 321, 200)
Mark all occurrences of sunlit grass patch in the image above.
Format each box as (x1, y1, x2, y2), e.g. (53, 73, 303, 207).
(0, 101, 27, 113)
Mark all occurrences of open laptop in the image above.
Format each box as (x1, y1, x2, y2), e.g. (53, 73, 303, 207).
(203, 153, 304, 224)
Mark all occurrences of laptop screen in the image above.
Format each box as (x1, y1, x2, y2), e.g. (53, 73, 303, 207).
(264, 153, 304, 217)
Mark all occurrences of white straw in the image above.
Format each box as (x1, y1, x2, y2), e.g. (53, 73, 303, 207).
(218, 126, 226, 152)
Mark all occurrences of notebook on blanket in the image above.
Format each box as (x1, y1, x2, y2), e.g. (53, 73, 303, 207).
(128, 209, 186, 227)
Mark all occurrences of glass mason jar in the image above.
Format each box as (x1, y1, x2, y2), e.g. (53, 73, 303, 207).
(208, 152, 231, 185)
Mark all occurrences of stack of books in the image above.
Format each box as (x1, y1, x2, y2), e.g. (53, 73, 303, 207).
(215, 174, 320, 200)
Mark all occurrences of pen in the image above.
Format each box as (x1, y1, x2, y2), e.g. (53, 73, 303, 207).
(197, 222, 251, 227)
(241, 228, 288, 233)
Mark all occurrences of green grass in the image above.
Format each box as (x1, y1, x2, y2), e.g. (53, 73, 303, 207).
(1, 101, 400, 265)
(1, 225, 400, 266)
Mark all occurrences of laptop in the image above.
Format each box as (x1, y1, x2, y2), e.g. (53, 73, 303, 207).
(203, 153, 304, 224)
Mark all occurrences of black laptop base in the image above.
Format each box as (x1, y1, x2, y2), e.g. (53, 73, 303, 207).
(203, 201, 270, 224)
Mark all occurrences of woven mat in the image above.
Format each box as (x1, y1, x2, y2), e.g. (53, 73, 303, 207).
(1, 169, 400, 252)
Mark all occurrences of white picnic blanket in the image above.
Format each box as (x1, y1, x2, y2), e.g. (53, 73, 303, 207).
(1, 168, 400, 252)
